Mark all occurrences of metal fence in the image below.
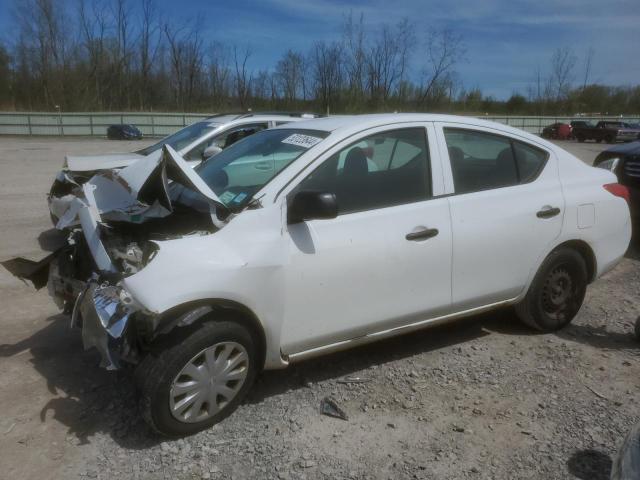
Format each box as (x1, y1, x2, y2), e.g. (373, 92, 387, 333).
(0, 112, 639, 137)
(0, 112, 211, 137)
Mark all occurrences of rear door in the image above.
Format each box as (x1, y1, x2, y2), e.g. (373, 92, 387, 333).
(435, 123, 563, 310)
(280, 124, 453, 354)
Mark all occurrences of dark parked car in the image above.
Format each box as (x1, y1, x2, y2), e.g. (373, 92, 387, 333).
(107, 124, 143, 140)
(570, 120, 592, 129)
(541, 122, 571, 140)
(594, 141, 639, 219)
(573, 121, 640, 143)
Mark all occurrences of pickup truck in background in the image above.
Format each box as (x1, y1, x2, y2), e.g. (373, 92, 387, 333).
(572, 121, 640, 143)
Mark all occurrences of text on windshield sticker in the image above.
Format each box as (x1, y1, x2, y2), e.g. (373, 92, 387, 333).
(281, 134, 323, 149)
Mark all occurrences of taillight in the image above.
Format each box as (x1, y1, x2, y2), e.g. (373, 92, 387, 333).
(603, 183, 630, 203)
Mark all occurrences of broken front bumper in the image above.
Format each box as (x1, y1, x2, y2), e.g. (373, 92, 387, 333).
(73, 281, 139, 370)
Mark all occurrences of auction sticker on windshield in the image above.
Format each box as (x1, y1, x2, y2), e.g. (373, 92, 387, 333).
(282, 133, 323, 149)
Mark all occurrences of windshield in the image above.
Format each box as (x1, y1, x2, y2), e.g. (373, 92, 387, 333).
(136, 121, 220, 156)
(175, 128, 329, 212)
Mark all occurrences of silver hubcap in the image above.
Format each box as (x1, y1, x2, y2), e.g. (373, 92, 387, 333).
(169, 342, 249, 423)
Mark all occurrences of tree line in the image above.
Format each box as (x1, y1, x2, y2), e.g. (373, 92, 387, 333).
(0, 0, 638, 115)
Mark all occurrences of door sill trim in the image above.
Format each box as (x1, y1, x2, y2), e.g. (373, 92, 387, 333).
(285, 298, 517, 364)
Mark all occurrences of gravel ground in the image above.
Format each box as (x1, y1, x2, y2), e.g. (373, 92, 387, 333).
(0, 136, 638, 480)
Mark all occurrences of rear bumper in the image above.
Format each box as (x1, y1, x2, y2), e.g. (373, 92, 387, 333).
(624, 184, 640, 219)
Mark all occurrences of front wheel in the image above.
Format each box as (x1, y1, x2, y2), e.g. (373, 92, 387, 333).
(136, 320, 258, 437)
(515, 248, 588, 332)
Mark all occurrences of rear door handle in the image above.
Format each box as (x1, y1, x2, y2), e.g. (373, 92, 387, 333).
(536, 207, 561, 218)
(405, 228, 439, 241)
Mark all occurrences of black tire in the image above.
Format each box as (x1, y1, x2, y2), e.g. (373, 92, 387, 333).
(576, 135, 585, 143)
(135, 320, 258, 437)
(605, 135, 615, 144)
(515, 247, 588, 332)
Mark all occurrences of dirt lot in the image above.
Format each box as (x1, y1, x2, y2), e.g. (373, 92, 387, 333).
(0, 136, 638, 480)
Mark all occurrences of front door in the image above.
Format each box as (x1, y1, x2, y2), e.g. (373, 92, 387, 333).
(280, 126, 453, 354)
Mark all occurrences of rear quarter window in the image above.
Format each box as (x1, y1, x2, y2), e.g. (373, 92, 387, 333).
(513, 141, 549, 183)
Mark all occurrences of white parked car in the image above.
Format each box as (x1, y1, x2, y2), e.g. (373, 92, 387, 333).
(3, 114, 631, 436)
(63, 112, 321, 171)
(48, 112, 320, 226)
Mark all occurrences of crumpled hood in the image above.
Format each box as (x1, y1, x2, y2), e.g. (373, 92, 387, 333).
(64, 151, 156, 172)
(53, 145, 226, 230)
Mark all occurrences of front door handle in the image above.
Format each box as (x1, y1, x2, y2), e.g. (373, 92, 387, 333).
(406, 228, 439, 241)
(536, 207, 561, 219)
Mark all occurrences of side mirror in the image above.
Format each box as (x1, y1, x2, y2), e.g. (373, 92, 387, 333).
(203, 144, 223, 160)
(287, 191, 338, 224)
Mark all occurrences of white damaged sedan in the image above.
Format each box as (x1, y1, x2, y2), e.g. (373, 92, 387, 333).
(3, 114, 632, 436)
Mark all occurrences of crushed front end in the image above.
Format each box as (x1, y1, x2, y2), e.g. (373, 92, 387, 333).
(2, 145, 226, 370)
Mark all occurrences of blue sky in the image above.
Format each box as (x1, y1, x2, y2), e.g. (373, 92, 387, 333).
(1, 0, 639, 99)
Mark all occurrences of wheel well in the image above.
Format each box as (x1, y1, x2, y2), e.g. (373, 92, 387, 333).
(553, 240, 597, 283)
(149, 299, 267, 372)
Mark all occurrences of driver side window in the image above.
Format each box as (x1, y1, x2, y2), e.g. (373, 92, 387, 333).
(296, 128, 431, 215)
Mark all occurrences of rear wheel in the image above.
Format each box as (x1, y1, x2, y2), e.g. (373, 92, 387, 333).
(516, 248, 588, 332)
(576, 135, 585, 143)
(605, 135, 615, 144)
(136, 320, 258, 437)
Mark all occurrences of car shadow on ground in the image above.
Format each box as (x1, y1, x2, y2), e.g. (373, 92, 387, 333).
(0, 314, 158, 450)
(556, 322, 639, 351)
(0, 308, 523, 448)
(0, 305, 634, 449)
(247, 308, 531, 404)
(567, 449, 612, 480)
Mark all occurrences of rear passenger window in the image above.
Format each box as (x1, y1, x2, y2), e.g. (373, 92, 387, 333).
(296, 128, 431, 215)
(444, 128, 547, 194)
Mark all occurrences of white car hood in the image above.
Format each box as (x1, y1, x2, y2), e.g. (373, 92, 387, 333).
(64, 152, 156, 172)
(54, 145, 225, 229)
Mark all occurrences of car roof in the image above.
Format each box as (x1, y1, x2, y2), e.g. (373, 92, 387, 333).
(274, 113, 546, 144)
(601, 140, 640, 155)
(204, 112, 323, 124)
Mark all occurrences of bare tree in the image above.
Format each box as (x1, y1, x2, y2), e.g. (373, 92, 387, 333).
(14, 0, 71, 108)
(112, 0, 134, 107)
(550, 47, 576, 101)
(581, 46, 595, 90)
(275, 50, 304, 105)
(342, 12, 366, 102)
(419, 28, 465, 106)
(137, 0, 162, 109)
(164, 21, 204, 110)
(310, 41, 343, 114)
(233, 45, 252, 109)
(208, 42, 232, 108)
(78, 0, 108, 108)
(0, 43, 12, 108)
(365, 19, 414, 105)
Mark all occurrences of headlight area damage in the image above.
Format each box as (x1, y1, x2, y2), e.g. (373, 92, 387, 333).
(2, 145, 229, 370)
